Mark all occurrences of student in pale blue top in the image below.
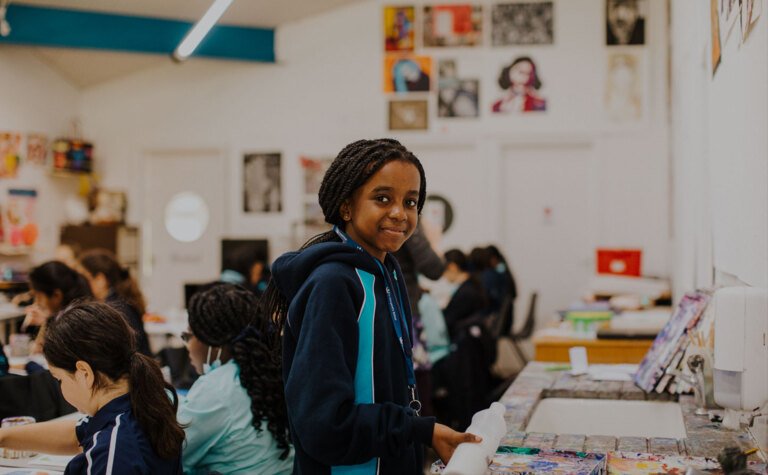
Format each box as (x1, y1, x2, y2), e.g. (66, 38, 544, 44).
(178, 284, 293, 475)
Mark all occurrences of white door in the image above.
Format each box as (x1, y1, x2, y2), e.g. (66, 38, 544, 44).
(143, 150, 225, 313)
(500, 144, 597, 327)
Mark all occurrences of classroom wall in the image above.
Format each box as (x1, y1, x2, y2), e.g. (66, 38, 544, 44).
(75, 0, 671, 317)
(0, 0, 671, 319)
(0, 47, 81, 266)
(670, 0, 768, 291)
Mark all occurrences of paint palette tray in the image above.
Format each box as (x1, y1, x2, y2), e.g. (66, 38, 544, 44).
(430, 446, 606, 474)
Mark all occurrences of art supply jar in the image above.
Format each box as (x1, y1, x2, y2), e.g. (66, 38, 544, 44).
(1, 416, 36, 458)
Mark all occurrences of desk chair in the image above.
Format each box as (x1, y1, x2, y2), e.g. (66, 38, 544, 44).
(494, 291, 537, 365)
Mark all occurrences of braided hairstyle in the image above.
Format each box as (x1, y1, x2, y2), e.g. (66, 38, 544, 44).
(262, 138, 427, 333)
(187, 284, 290, 460)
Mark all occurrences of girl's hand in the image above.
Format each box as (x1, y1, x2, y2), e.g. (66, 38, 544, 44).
(22, 305, 48, 330)
(432, 423, 482, 464)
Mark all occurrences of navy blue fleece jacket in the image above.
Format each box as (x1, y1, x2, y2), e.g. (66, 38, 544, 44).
(273, 240, 436, 475)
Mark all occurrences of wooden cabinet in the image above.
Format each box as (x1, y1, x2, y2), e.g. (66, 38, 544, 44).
(60, 224, 139, 273)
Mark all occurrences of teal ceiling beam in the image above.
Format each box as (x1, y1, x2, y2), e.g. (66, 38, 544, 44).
(0, 4, 275, 62)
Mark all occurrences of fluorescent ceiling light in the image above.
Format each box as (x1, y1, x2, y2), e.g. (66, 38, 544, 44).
(173, 0, 233, 61)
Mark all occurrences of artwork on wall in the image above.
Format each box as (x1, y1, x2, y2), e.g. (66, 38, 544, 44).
(0, 132, 22, 178)
(605, 51, 643, 122)
(423, 4, 483, 47)
(384, 55, 432, 93)
(26, 133, 48, 166)
(299, 156, 333, 242)
(711, 0, 722, 76)
(491, 2, 554, 46)
(492, 56, 547, 114)
(3, 189, 38, 248)
(606, 0, 646, 46)
(88, 188, 127, 225)
(739, 0, 762, 43)
(719, 0, 740, 43)
(243, 152, 282, 213)
(383, 6, 415, 52)
(437, 59, 479, 118)
(389, 99, 429, 130)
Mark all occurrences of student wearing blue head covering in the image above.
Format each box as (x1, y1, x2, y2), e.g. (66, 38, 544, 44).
(179, 284, 293, 475)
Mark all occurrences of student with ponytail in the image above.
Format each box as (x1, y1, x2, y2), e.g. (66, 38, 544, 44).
(79, 249, 151, 356)
(264, 138, 479, 474)
(178, 283, 293, 475)
(0, 301, 184, 474)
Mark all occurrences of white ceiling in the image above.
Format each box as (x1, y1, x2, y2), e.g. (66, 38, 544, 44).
(8, 0, 361, 88)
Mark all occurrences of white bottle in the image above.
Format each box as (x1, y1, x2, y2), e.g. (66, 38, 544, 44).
(443, 402, 507, 475)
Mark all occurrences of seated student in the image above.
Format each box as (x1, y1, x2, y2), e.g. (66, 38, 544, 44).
(442, 249, 489, 340)
(23, 261, 93, 352)
(179, 284, 293, 475)
(0, 301, 185, 474)
(483, 245, 517, 320)
(78, 249, 151, 356)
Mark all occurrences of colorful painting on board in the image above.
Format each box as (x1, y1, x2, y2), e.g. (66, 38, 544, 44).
(26, 133, 48, 165)
(491, 2, 554, 46)
(711, 0, 722, 76)
(492, 56, 546, 114)
(423, 5, 482, 47)
(0, 132, 22, 178)
(243, 153, 282, 213)
(384, 54, 432, 93)
(383, 6, 415, 52)
(739, 0, 762, 43)
(388, 99, 428, 130)
(3, 189, 38, 248)
(607, 451, 767, 474)
(606, 51, 643, 122)
(488, 447, 605, 474)
(606, 0, 646, 45)
(633, 291, 711, 392)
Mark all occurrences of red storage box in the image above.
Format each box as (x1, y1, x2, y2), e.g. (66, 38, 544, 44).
(596, 248, 642, 276)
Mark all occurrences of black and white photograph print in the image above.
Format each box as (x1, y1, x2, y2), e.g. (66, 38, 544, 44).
(438, 79, 480, 118)
(606, 0, 646, 45)
(243, 152, 282, 213)
(491, 2, 554, 46)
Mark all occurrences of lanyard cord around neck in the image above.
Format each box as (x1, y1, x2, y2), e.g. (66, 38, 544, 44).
(333, 227, 421, 414)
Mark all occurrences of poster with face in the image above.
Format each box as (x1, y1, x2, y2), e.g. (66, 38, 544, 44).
(26, 133, 48, 166)
(384, 55, 432, 93)
(606, 0, 646, 45)
(423, 5, 483, 47)
(492, 56, 546, 114)
(243, 153, 282, 213)
(383, 6, 415, 52)
(491, 2, 554, 46)
(605, 51, 642, 122)
(389, 100, 429, 130)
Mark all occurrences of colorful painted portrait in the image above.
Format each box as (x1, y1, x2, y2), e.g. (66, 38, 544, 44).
(423, 5, 482, 47)
(384, 54, 432, 93)
(606, 0, 646, 45)
(383, 6, 415, 52)
(26, 133, 48, 165)
(492, 56, 546, 114)
(491, 2, 554, 46)
(0, 132, 22, 178)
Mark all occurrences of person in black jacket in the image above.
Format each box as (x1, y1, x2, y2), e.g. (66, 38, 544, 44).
(79, 249, 152, 357)
(263, 138, 479, 474)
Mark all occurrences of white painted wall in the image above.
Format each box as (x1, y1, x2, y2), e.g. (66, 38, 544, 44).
(671, 0, 768, 291)
(72, 0, 671, 319)
(0, 47, 81, 265)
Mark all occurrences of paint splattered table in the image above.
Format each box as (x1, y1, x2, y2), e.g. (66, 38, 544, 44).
(497, 362, 763, 461)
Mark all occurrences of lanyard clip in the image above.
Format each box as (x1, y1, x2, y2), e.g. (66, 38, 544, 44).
(409, 386, 421, 416)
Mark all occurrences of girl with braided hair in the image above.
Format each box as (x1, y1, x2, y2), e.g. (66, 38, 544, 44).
(179, 283, 293, 475)
(0, 301, 185, 473)
(264, 138, 480, 474)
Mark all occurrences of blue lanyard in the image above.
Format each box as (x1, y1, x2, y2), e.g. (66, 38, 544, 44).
(334, 227, 418, 391)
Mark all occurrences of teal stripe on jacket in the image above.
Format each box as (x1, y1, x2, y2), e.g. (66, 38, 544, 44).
(331, 269, 378, 475)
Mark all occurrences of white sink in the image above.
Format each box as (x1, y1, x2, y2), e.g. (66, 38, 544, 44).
(525, 398, 686, 439)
